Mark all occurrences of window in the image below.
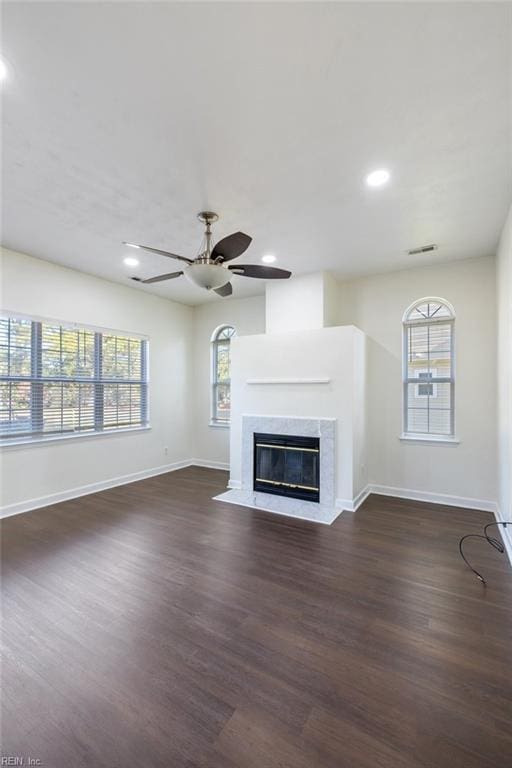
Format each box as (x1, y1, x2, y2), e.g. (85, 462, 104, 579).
(0, 313, 149, 443)
(415, 369, 438, 398)
(402, 298, 455, 438)
(211, 325, 235, 425)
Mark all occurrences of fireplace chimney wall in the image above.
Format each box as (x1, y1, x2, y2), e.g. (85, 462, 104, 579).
(265, 272, 340, 334)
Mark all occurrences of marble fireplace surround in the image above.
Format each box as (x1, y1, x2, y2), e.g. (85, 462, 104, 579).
(214, 415, 341, 524)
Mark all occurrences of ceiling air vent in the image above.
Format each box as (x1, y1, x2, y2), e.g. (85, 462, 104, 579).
(408, 244, 438, 255)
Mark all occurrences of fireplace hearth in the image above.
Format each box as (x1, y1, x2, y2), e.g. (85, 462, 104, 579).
(253, 432, 320, 502)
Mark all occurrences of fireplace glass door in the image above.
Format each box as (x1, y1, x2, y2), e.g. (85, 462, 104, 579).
(253, 433, 320, 502)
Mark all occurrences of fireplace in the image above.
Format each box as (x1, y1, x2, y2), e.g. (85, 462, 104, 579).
(216, 416, 336, 523)
(253, 433, 320, 503)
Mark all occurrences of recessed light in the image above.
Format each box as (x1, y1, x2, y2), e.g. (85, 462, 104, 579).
(262, 254, 276, 264)
(123, 256, 139, 268)
(366, 169, 390, 188)
(0, 58, 8, 82)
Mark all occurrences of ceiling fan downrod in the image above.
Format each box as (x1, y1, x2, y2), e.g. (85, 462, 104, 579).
(197, 211, 219, 263)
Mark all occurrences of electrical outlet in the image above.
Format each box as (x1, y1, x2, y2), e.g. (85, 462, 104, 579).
(164, 446, 168, 456)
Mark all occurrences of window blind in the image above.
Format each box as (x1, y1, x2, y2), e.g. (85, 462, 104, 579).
(0, 315, 149, 441)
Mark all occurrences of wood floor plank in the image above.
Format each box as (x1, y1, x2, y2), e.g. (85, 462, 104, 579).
(1, 466, 511, 767)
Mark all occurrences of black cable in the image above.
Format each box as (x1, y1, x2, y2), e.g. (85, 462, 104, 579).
(483, 522, 506, 553)
(459, 534, 488, 583)
(458, 522, 510, 585)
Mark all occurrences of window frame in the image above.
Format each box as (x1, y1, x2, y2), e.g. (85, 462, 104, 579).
(402, 297, 456, 441)
(0, 311, 150, 446)
(210, 324, 235, 427)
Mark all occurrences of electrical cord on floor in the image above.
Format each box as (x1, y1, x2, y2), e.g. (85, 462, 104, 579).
(459, 521, 511, 584)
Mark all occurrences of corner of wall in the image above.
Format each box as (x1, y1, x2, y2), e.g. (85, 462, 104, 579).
(496, 203, 512, 566)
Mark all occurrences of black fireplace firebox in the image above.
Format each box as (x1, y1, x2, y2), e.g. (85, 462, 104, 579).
(253, 433, 320, 503)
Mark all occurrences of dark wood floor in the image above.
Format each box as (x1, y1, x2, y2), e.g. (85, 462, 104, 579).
(1, 467, 511, 768)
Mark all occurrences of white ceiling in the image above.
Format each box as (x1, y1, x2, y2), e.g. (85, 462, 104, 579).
(2, 2, 511, 305)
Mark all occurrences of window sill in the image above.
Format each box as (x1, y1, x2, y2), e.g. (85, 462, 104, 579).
(399, 433, 459, 445)
(209, 421, 230, 429)
(0, 425, 152, 449)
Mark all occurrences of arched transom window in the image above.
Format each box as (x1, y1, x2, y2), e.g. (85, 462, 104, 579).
(403, 298, 455, 438)
(211, 325, 236, 425)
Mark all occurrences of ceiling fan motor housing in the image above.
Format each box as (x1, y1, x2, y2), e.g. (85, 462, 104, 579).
(184, 263, 231, 290)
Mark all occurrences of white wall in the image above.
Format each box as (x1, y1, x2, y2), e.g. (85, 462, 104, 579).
(192, 295, 265, 468)
(337, 255, 497, 507)
(266, 273, 325, 334)
(496, 205, 512, 558)
(0, 248, 194, 513)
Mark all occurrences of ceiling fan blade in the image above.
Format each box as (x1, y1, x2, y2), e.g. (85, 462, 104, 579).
(211, 232, 252, 262)
(228, 264, 291, 279)
(213, 282, 233, 297)
(123, 242, 193, 264)
(131, 270, 183, 284)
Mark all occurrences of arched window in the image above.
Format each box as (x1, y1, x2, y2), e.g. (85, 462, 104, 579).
(211, 325, 236, 425)
(403, 298, 455, 438)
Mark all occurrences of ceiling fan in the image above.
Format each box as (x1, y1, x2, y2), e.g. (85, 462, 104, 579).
(124, 211, 291, 297)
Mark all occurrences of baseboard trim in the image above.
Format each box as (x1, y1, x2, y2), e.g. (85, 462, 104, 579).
(367, 484, 497, 514)
(190, 459, 230, 471)
(332, 486, 370, 513)
(0, 460, 192, 520)
(352, 485, 372, 512)
(494, 506, 512, 567)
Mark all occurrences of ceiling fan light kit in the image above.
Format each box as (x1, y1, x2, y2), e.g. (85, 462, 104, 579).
(124, 211, 291, 297)
(184, 263, 231, 290)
